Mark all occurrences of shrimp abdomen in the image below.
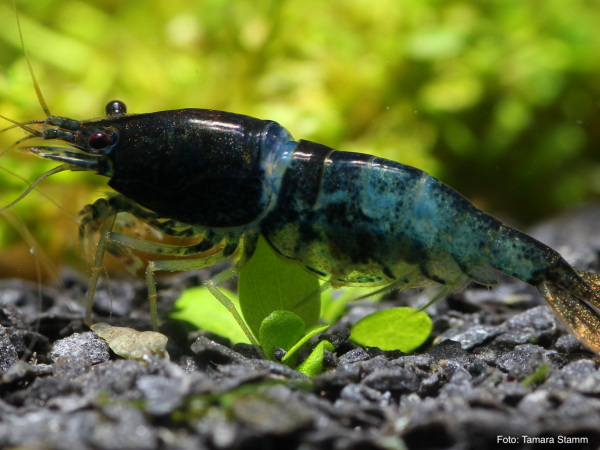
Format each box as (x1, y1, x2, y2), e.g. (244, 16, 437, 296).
(261, 142, 484, 290)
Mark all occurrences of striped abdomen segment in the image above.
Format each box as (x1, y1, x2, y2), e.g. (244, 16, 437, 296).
(260, 140, 473, 288)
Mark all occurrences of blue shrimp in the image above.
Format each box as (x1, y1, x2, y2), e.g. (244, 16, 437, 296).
(3, 6, 600, 355)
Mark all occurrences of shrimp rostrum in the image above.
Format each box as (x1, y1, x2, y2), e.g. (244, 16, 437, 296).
(4, 100, 600, 354)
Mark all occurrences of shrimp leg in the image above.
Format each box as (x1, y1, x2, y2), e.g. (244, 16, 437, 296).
(87, 225, 225, 325)
(80, 195, 212, 274)
(104, 230, 228, 327)
(85, 208, 119, 327)
(104, 230, 262, 354)
(80, 196, 204, 239)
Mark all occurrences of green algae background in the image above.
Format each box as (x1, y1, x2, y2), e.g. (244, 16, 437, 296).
(0, 0, 599, 278)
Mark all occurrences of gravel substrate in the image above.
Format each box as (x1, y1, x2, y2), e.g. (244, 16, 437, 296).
(2, 207, 600, 450)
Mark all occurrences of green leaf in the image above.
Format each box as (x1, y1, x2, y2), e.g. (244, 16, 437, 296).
(238, 236, 321, 338)
(259, 310, 305, 362)
(170, 286, 250, 344)
(297, 340, 335, 377)
(281, 323, 330, 366)
(350, 307, 432, 352)
(523, 363, 549, 387)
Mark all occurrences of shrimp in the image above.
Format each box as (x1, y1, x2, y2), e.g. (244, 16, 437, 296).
(3, 3, 600, 355)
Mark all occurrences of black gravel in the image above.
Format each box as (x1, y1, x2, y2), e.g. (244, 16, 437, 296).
(2, 207, 600, 449)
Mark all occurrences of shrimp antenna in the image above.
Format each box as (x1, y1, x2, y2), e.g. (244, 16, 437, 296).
(0, 114, 42, 136)
(0, 164, 68, 213)
(0, 165, 73, 218)
(13, 0, 51, 117)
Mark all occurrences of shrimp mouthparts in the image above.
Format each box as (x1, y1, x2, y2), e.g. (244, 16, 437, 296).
(25, 146, 100, 170)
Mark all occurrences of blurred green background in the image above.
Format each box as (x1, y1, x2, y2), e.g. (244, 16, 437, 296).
(0, 0, 599, 280)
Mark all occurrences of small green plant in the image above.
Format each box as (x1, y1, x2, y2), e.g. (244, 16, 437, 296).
(523, 363, 549, 387)
(170, 286, 250, 344)
(349, 307, 432, 352)
(237, 236, 322, 339)
(170, 236, 433, 375)
(259, 310, 330, 367)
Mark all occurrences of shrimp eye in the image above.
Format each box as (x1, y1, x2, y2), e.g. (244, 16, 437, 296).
(105, 100, 127, 116)
(88, 131, 111, 150)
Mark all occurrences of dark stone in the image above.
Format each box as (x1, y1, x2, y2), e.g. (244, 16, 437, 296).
(0, 303, 29, 330)
(441, 359, 471, 377)
(0, 409, 100, 449)
(137, 374, 187, 415)
(467, 357, 488, 377)
(273, 346, 287, 361)
(544, 349, 568, 369)
(555, 334, 585, 353)
(188, 329, 232, 349)
(352, 356, 395, 375)
(453, 409, 537, 449)
(383, 349, 406, 360)
(6, 328, 51, 362)
(250, 360, 309, 379)
(392, 354, 433, 369)
(427, 339, 471, 363)
(4, 372, 84, 407)
(190, 336, 249, 366)
(49, 332, 110, 365)
(338, 383, 391, 406)
(231, 342, 262, 359)
(517, 389, 558, 419)
(362, 368, 420, 394)
(402, 416, 457, 450)
(438, 370, 473, 398)
(364, 346, 384, 358)
(339, 347, 370, 364)
(496, 381, 532, 406)
(77, 359, 146, 400)
(335, 340, 361, 357)
(446, 325, 503, 350)
(314, 363, 362, 391)
(419, 370, 446, 397)
(90, 405, 157, 449)
(472, 343, 513, 365)
(323, 349, 340, 369)
(496, 344, 544, 377)
(0, 326, 18, 372)
(318, 328, 351, 349)
(1, 360, 53, 385)
(231, 385, 313, 435)
(494, 306, 559, 346)
(187, 371, 217, 396)
(544, 359, 600, 394)
(53, 356, 91, 379)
